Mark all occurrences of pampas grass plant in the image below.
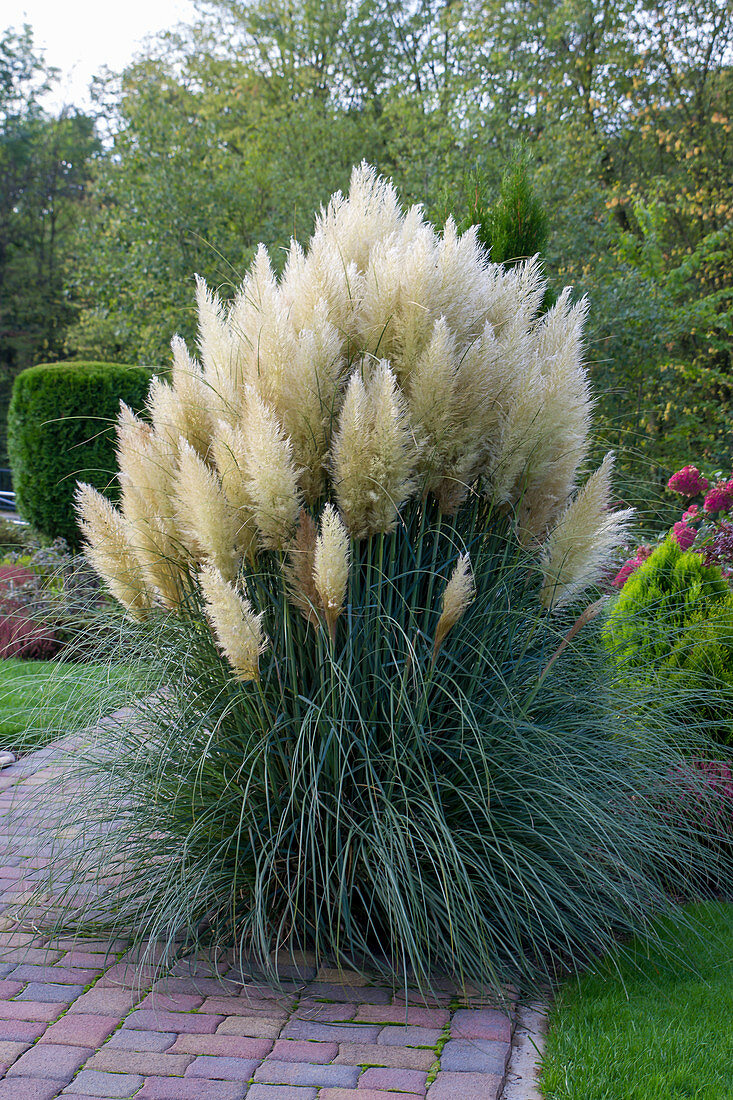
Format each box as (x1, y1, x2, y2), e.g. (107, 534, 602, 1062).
(27, 165, 725, 993)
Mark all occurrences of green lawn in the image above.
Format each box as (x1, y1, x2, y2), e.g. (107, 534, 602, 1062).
(541, 901, 733, 1100)
(0, 657, 133, 752)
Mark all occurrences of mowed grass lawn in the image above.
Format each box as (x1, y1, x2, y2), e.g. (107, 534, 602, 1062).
(541, 900, 733, 1100)
(0, 657, 133, 752)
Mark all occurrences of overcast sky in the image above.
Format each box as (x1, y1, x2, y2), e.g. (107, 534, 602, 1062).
(5, 0, 199, 109)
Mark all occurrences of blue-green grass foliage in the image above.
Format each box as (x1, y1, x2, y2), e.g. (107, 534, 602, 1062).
(24, 498, 727, 995)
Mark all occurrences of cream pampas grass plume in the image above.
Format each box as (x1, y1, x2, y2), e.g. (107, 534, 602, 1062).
(199, 564, 267, 681)
(174, 441, 246, 583)
(332, 361, 416, 538)
(283, 509, 320, 626)
(540, 452, 633, 610)
(120, 491, 185, 611)
(75, 483, 151, 619)
(240, 389, 302, 550)
(147, 338, 213, 458)
(313, 504, 350, 638)
(407, 318, 459, 494)
(78, 162, 630, 634)
(433, 552, 475, 659)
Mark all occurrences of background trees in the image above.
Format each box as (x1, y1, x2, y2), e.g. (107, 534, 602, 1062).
(0, 26, 98, 460)
(1, 0, 731, 503)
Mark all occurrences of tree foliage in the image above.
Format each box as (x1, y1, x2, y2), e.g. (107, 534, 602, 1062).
(0, 25, 98, 459)
(2, 2, 731, 508)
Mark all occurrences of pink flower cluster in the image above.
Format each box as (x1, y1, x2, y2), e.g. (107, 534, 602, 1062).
(703, 478, 733, 515)
(671, 520, 696, 551)
(612, 544, 652, 588)
(667, 466, 709, 497)
(613, 463, 733, 590)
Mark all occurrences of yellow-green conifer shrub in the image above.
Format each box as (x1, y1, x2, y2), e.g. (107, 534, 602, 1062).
(604, 538, 733, 745)
(53, 166, 720, 994)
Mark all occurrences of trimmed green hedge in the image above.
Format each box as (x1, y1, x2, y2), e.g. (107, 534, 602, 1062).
(8, 362, 154, 546)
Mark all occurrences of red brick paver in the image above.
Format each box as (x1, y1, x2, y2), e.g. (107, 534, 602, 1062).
(0, 739, 515, 1098)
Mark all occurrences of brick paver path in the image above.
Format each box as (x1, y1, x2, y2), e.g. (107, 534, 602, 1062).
(0, 740, 514, 1099)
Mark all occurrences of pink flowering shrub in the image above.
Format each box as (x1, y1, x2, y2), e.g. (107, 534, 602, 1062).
(704, 480, 733, 515)
(671, 521, 696, 551)
(614, 463, 733, 589)
(612, 544, 652, 588)
(668, 466, 709, 498)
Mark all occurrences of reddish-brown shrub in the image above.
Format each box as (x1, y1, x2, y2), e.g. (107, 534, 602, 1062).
(0, 566, 60, 659)
(0, 608, 59, 659)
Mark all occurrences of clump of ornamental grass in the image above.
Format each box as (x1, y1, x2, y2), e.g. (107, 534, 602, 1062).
(24, 165, 726, 993)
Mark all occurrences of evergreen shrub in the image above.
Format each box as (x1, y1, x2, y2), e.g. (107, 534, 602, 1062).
(7, 362, 153, 545)
(605, 537, 733, 745)
(28, 166, 725, 995)
(460, 150, 549, 266)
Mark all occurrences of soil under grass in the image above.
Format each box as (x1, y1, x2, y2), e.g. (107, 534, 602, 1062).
(541, 900, 733, 1100)
(0, 657, 131, 752)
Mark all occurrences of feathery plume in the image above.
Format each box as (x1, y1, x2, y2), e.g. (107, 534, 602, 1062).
(430, 320, 522, 511)
(195, 276, 240, 420)
(120, 489, 186, 609)
(283, 509, 320, 626)
(540, 452, 633, 610)
(358, 207, 440, 373)
(240, 389, 302, 549)
(210, 422, 252, 511)
(161, 336, 214, 456)
(481, 326, 540, 507)
(313, 504, 350, 638)
(362, 361, 417, 531)
(174, 440, 248, 582)
(314, 162, 402, 276)
(514, 297, 593, 542)
(483, 256, 546, 336)
(435, 220, 488, 344)
(227, 243, 299, 410)
(407, 317, 487, 509)
(433, 553, 476, 659)
(330, 370, 368, 534)
(75, 483, 152, 619)
(116, 401, 153, 452)
(115, 406, 179, 523)
(199, 564, 267, 682)
(146, 377, 183, 453)
(407, 318, 459, 494)
(114, 404, 187, 607)
(332, 362, 416, 537)
(272, 306, 344, 502)
(208, 421, 261, 564)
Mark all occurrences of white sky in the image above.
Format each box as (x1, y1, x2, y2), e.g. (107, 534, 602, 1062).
(4, 0, 199, 110)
